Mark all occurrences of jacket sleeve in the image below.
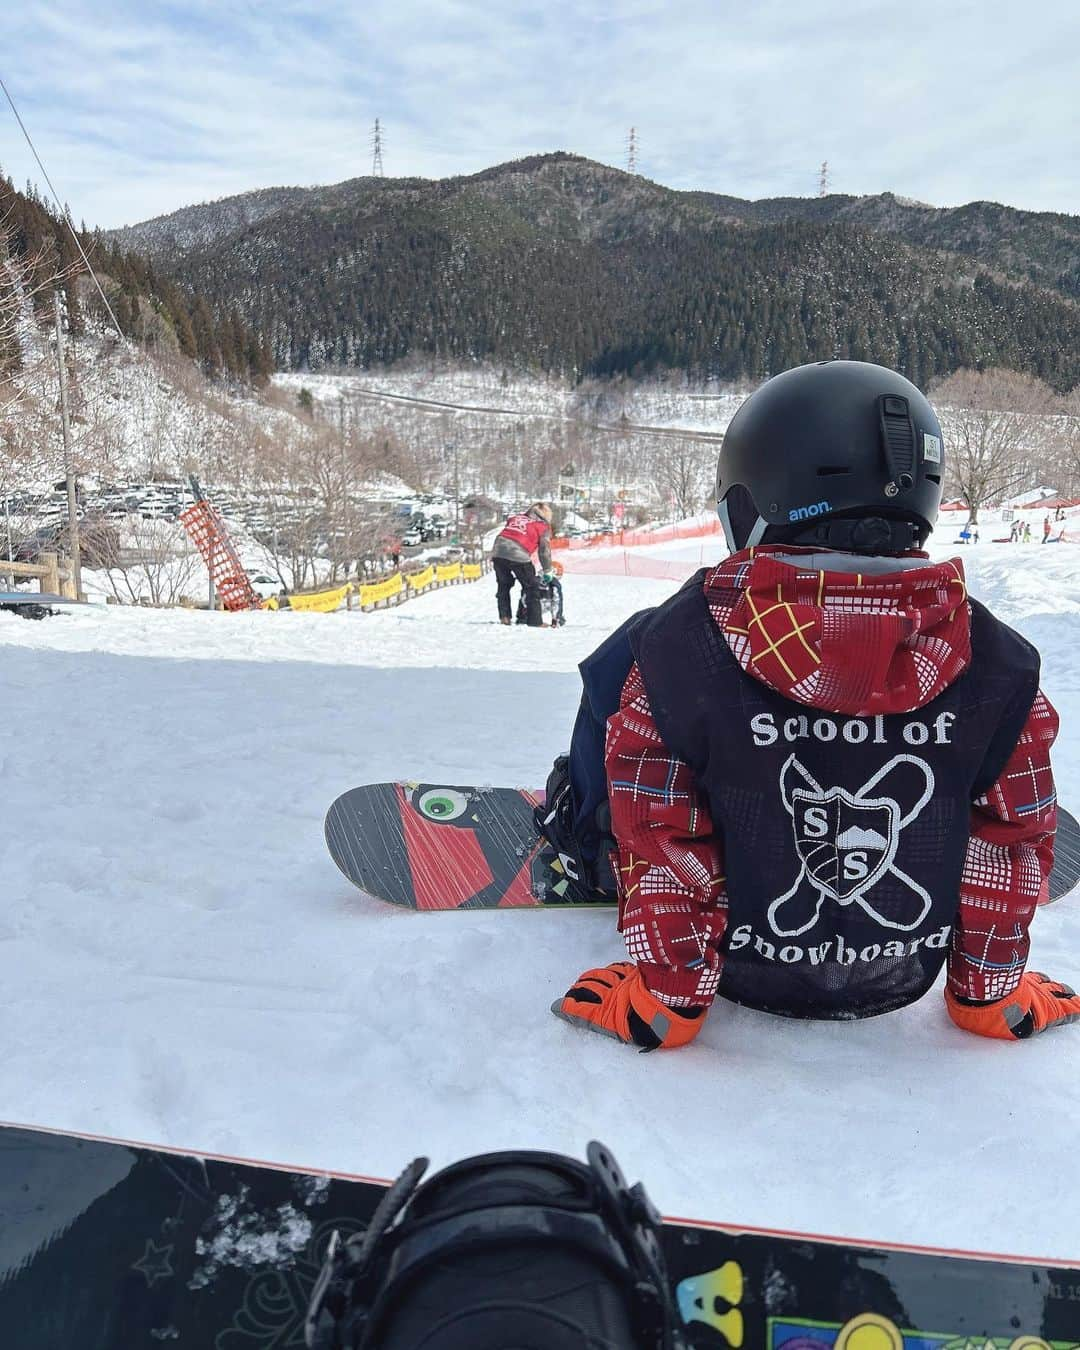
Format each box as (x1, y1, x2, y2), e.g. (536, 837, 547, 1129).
(604, 662, 728, 1008)
(537, 525, 552, 571)
(948, 690, 1059, 1003)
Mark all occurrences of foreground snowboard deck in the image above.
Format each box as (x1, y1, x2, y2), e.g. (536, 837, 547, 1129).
(2, 1120, 1078, 1349)
(325, 781, 1080, 910)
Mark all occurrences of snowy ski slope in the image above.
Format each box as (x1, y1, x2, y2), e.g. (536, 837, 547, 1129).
(0, 537, 1077, 1257)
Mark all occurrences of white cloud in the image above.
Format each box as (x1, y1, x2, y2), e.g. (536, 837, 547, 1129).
(2, 0, 1078, 228)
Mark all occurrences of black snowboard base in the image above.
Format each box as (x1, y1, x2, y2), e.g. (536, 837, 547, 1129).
(2, 1120, 1078, 1349)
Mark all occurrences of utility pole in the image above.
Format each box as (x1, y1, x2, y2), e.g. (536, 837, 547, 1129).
(371, 119, 385, 177)
(626, 127, 638, 175)
(53, 290, 81, 599)
(340, 399, 353, 581)
(818, 160, 830, 197)
(3, 491, 13, 590)
(452, 442, 460, 539)
(190, 476, 216, 610)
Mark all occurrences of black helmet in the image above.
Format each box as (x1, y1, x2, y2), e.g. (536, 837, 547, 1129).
(716, 361, 945, 555)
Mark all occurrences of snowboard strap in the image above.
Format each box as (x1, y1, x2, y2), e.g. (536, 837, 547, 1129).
(305, 1142, 686, 1350)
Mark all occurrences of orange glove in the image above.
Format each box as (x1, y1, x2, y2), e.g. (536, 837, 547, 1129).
(551, 962, 706, 1051)
(946, 972, 1080, 1041)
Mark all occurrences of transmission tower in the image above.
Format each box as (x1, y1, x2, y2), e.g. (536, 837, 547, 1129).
(818, 160, 830, 197)
(626, 127, 638, 174)
(371, 119, 385, 177)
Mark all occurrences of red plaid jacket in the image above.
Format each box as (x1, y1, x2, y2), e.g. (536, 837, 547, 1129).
(607, 548, 1058, 1010)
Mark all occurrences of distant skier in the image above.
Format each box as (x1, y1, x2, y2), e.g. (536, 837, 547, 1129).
(547, 361, 1075, 1049)
(491, 503, 554, 627)
(1043, 515, 1052, 543)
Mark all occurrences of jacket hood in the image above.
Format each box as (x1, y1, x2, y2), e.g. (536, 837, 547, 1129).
(705, 546, 971, 716)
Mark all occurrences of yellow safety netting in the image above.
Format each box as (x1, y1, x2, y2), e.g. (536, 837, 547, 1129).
(287, 582, 352, 613)
(406, 565, 435, 592)
(358, 573, 404, 607)
(261, 562, 482, 615)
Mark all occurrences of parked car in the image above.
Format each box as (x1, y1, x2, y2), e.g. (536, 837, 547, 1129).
(244, 570, 282, 600)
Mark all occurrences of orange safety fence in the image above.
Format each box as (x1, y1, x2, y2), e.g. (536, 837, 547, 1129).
(178, 500, 262, 611)
(551, 517, 723, 551)
(556, 546, 719, 581)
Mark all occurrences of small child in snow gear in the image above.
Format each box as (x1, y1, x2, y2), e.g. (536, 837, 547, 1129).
(490, 503, 554, 627)
(547, 361, 1073, 1050)
(516, 563, 566, 626)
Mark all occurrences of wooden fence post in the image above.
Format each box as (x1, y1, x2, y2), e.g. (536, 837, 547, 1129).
(41, 553, 60, 595)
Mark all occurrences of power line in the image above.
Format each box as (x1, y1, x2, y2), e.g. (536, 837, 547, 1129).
(818, 160, 830, 197)
(626, 127, 638, 175)
(371, 118, 384, 177)
(0, 70, 126, 342)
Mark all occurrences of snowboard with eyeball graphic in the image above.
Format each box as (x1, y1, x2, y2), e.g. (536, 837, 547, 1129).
(324, 781, 1080, 911)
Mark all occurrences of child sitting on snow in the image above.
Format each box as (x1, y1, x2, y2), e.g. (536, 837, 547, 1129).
(546, 361, 1075, 1049)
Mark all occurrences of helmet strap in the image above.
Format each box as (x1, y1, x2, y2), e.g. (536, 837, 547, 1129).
(785, 514, 923, 555)
(717, 494, 768, 553)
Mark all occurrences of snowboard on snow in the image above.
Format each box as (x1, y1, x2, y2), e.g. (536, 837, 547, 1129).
(324, 781, 1080, 910)
(2, 1119, 1078, 1349)
(0, 591, 81, 619)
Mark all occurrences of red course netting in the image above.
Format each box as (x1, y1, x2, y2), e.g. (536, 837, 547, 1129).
(550, 517, 724, 551)
(179, 501, 262, 612)
(556, 550, 709, 581)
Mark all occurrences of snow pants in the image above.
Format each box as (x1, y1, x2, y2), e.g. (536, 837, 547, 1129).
(494, 557, 542, 625)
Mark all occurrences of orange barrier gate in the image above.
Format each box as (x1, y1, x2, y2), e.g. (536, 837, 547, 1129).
(179, 495, 262, 612)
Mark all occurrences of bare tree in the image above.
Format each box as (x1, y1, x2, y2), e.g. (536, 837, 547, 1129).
(1049, 389, 1080, 498)
(1, 220, 71, 420)
(649, 438, 711, 520)
(930, 368, 1058, 522)
(95, 516, 202, 607)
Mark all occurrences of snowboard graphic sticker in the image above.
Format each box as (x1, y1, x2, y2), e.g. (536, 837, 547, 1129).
(324, 781, 600, 909)
(771, 753, 935, 937)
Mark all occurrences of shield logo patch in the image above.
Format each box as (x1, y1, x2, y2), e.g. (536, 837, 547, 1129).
(769, 753, 936, 937)
(791, 789, 898, 903)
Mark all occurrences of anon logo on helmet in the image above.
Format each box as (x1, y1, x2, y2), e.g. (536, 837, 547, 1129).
(788, 499, 831, 522)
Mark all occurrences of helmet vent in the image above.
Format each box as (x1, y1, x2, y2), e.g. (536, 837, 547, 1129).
(879, 394, 916, 486)
(816, 465, 851, 477)
(882, 415, 915, 474)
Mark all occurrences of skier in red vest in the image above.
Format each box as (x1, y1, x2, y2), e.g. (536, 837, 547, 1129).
(550, 361, 1075, 1049)
(491, 503, 554, 626)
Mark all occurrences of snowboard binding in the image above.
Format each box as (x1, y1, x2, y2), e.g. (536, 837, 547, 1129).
(305, 1141, 686, 1350)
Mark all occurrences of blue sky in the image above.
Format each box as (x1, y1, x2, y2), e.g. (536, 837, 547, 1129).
(3, 0, 1079, 229)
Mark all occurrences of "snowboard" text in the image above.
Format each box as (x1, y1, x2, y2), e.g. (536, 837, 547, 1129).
(728, 923, 951, 966)
(750, 711, 955, 748)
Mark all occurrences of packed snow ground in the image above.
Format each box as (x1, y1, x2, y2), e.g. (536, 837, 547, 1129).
(1, 537, 1078, 1258)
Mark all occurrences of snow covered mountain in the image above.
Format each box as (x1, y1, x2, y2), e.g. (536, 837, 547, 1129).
(109, 156, 1080, 303)
(105, 154, 1080, 388)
